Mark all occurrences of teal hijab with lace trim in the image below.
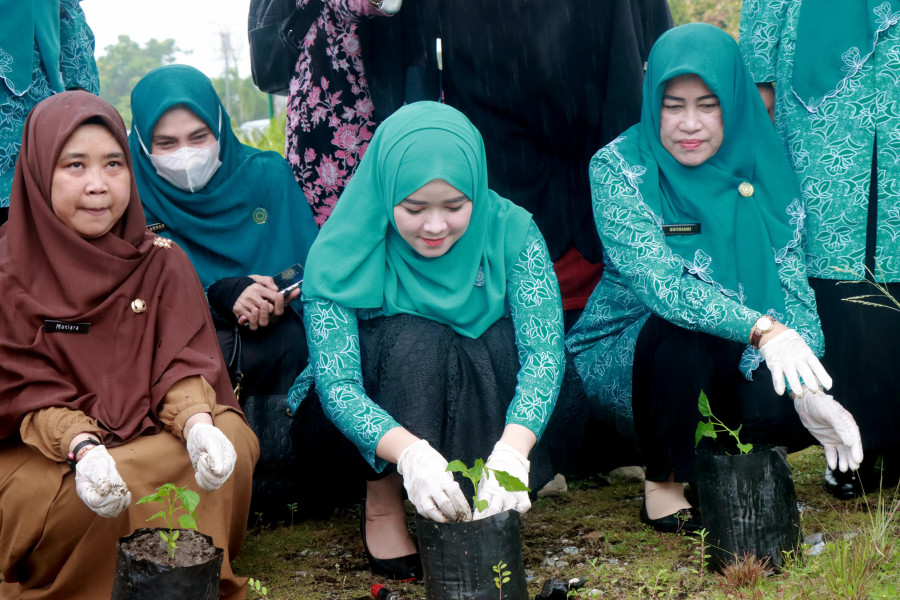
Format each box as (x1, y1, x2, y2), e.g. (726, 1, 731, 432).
(617, 23, 798, 318)
(0, 0, 64, 95)
(302, 101, 532, 338)
(794, 0, 900, 108)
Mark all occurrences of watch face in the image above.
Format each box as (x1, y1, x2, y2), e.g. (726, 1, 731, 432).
(756, 317, 773, 332)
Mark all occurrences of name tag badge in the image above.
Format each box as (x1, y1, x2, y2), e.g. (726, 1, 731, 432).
(43, 320, 90, 334)
(662, 223, 701, 236)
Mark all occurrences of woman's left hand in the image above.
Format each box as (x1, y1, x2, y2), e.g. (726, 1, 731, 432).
(186, 422, 237, 491)
(233, 275, 296, 330)
(474, 440, 531, 520)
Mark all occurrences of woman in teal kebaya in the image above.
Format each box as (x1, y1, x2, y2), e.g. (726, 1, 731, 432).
(295, 101, 580, 579)
(567, 24, 862, 532)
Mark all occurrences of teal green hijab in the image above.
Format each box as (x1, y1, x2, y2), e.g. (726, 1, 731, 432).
(302, 101, 533, 338)
(130, 65, 319, 287)
(0, 0, 64, 95)
(794, 0, 900, 109)
(617, 23, 798, 318)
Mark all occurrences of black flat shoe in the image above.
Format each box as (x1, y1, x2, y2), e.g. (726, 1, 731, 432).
(360, 510, 422, 581)
(824, 466, 862, 500)
(640, 500, 703, 534)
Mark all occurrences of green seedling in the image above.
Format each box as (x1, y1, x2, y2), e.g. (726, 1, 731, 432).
(694, 390, 753, 454)
(248, 577, 270, 599)
(136, 483, 199, 560)
(493, 560, 511, 598)
(446, 458, 530, 513)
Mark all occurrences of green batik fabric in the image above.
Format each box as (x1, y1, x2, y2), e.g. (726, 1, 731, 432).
(565, 139, 824, 441)
(302, 222, 564, 471)
(740, 0, 900, 282)
(0, 0, 98, 207)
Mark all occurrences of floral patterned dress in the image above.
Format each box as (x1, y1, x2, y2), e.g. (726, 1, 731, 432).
(0, 0, 98, 208)
(285, 0, 390, 225)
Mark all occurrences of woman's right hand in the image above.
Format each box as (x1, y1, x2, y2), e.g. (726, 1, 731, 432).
(74, 446, 131, 518)
(232, 275, 297, 330)
(397, 439, 471, 522)
(759, 327, 832, 396)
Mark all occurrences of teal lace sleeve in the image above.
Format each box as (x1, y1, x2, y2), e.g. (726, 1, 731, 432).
(505, 223, 565, 441)
(59, 0, 99, 94)
(303, 295, 399, 472)
(593, 141, 762, 343)
(739, 0, 792, 83)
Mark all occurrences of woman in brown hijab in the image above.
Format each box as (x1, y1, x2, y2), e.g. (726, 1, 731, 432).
(0, 91, 259, 600)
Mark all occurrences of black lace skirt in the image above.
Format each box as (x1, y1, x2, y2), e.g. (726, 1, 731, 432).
(355, 314, 587, 494)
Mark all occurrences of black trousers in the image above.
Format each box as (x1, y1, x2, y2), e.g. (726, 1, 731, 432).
(632, 315, 814, 482)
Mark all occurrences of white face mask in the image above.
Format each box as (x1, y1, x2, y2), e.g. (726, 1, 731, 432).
(148, 142, 222, 192)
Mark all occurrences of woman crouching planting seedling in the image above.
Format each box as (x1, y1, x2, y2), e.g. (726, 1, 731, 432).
(413, 456, 532, 600)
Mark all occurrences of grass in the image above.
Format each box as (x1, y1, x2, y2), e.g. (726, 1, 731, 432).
(233, 447, 899, 599)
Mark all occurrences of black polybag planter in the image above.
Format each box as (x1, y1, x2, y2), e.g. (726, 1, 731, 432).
(695, 444, 801, 572)
(111, 528, 223, 600)
(416, 510, 528, 600)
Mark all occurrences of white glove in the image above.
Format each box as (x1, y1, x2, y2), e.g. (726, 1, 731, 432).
(74, 446, 131, 518)
(795, 389, 864, 472)
(397, 439, 471, 522)
(759, 329, 832, 396)
(474, 440, 531, 520)
(186, 423, 237, 492)
(378, 0, 402, 14)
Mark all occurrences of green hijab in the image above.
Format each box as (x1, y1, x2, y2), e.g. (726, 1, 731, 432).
(302, 101, 533, 338)
(616, 23, 798, 318)
(794, 0, 900, 110)
(130, 65, 319, 288)
(0, 0, 64, 95)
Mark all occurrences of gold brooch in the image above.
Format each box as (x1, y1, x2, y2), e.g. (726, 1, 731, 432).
(738, 182, 754, 197)
(152, 236, 172, 249)
(131, 299, 147, 314)
(252, 207, 268, 224)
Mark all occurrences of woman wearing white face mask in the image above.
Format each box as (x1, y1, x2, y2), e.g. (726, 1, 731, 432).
(129, 65, 322, 518)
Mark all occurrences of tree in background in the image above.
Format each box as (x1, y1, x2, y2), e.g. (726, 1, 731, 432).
(668, 0, 740, 38)
(96, 35, 180, 127)
(210, 72, 271, 125)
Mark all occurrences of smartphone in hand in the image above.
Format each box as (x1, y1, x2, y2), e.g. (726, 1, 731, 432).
(272, 263, 304, 296)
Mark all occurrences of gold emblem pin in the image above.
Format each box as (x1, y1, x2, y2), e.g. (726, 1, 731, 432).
(252, 207, 268, 224)
(131, 299, 147, 314)
(738, 182, 754, 197)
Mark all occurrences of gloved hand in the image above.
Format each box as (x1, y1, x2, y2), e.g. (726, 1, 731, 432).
(795, 389, 864, 472)
(379, 0, 402, 14)
(397, 439, 471, 522)
(186, 423, 237, 492)
(474, 440, 531, 520)
(759, 329, 832, 396)
(74, 446, 131, 518)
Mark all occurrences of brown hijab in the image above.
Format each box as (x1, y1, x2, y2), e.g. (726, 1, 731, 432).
(0, 91, 238, 446)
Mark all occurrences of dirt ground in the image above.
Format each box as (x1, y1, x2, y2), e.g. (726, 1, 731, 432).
(232, 447, 899, 600)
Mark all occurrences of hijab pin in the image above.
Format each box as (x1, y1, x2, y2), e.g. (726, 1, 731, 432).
(131, 299, 148, 314)
(152, 236, 172, 249)
(738, 182, 755, 198)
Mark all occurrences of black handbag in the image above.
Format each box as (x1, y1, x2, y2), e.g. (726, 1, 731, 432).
(225, 326, 303, 515)
(248, 0, 322, 95)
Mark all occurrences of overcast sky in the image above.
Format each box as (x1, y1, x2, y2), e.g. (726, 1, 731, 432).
(81, 0, 253, 79)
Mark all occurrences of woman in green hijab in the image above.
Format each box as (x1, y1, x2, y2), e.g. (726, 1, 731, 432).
(129, 65, 319, 517)
(567, 23, 862, 532)
(741, 0, 900, 500)
(293, 101, 580, 578)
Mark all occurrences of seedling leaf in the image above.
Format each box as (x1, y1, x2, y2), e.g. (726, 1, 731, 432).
(474, 499, 488, 512)
(493, 469, 531, 492)
(179, 514, 198, 530)
(446, 460, 467, 473)
(737, 442, 754, 454)
(698, 390, 712, 417)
